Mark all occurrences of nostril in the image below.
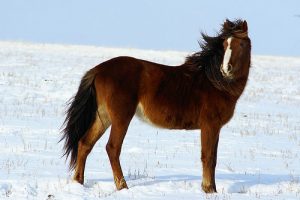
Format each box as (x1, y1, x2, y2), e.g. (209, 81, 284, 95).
(227, 64, 233, 72)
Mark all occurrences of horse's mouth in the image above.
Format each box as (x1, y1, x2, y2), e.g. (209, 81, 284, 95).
(220, 64, 234, 79)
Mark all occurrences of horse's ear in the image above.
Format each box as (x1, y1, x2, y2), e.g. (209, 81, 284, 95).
(223, 19, 231, 29)
(242, 20, 248, 32)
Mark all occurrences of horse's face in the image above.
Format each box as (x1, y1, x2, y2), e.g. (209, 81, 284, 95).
(220, 21, 251, 80)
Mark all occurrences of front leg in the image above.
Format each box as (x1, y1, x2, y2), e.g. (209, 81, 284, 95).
(200, 122, 221, 193)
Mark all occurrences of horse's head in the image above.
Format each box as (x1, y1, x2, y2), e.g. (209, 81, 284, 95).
(220, 20, 251, 80)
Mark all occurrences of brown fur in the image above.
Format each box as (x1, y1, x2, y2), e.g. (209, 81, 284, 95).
(62, 19, 251, 193)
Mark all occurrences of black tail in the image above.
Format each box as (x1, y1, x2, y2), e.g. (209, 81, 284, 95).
(61, 69, 97, 170)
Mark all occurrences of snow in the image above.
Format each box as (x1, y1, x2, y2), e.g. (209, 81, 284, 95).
(0, 41, 299, 199)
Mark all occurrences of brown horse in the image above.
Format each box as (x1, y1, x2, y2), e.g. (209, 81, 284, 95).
(62, 19, 251, 193)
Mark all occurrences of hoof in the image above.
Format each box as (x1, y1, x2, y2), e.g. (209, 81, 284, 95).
(114, 177, 128, 190)
(201, 183, 217, 193)
(73, 174, 84, 185)
(116, 183, 128, 190)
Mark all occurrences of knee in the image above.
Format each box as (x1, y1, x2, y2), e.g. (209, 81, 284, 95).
(201, 151, 216, 166)
(201, 151, 205, 162)
(106, 143, 119, 159)
(106, 143, 114, 155)
(201, 151, 209, 163)
(105, 143, 110, 153)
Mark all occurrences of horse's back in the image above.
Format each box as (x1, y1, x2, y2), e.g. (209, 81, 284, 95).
(93, 56, 166, 95)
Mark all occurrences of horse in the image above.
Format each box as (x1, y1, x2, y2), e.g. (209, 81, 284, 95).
(61, 19, 251, 193)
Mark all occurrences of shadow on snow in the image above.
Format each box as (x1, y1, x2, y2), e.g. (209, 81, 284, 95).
(84, 173, 298, 193)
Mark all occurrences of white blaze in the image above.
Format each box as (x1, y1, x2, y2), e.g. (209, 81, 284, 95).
(222, 37, 232, 74)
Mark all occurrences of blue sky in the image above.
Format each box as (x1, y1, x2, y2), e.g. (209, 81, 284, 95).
(1, 0, 299, 56)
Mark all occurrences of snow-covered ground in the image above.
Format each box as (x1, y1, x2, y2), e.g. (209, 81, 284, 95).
(0, 41, 299, 200)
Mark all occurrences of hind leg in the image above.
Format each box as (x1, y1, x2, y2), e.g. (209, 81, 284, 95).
(105, 99, 137, 190)
(106, 119, 132, 190)
(73, 109, 110, 184)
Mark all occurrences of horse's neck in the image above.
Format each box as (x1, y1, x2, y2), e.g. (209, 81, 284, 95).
(179, 61, 248, 97)
(204, 65, 248, 97)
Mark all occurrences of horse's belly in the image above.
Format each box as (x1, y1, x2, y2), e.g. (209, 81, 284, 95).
(135, 103, 199, 130)
(135, 103, 158, 126)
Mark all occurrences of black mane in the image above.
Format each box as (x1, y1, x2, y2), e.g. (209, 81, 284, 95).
(185, 19, 248, 96)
